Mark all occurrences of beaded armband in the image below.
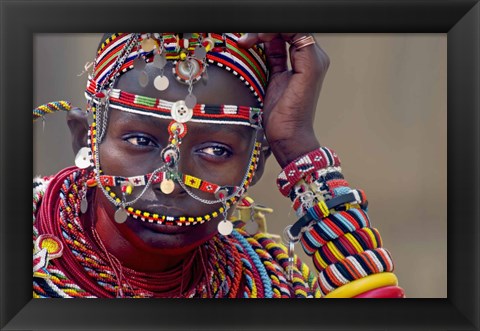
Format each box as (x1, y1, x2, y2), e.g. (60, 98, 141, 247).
(276, 147, 341, 197)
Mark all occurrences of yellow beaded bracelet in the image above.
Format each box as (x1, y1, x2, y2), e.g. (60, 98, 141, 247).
(325, 272, 398, 298)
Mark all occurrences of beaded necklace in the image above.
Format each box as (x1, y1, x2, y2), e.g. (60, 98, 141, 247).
(33, 169, 320, 298)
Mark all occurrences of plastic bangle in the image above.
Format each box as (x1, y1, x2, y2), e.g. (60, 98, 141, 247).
(353, 285, 405, 298)
(324, 272, 398, 298)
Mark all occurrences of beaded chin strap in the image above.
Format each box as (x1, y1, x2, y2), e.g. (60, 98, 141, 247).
(73, 33, 268, 236)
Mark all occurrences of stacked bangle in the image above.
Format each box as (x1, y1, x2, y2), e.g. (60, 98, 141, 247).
(318, 248, 394, 296)
(353, 285, 405, 298)
(277, 147, 341, 197)
(276, 146, 399, 299)
(313, 227, 382, 271)
(299, 209, 371, 255)
(324, 272, 398, 298)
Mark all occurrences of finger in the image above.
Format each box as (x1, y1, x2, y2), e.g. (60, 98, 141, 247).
(237, 33, 280, 49)
(288, 34, 330, 77)
(263, 37, 288, 76)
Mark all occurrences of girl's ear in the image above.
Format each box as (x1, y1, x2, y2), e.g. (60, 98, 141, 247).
(66, 108, 89, 155)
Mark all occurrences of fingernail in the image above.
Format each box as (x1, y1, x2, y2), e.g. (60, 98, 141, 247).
(238, 33, 248, 41)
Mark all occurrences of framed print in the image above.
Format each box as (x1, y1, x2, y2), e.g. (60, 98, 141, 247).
(1, 0, 479, 330)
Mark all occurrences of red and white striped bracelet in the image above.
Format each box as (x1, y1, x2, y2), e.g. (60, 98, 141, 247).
(276, 147, 341, 197)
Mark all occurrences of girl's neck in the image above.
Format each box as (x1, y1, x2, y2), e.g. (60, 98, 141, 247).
(84, 190, 192, 273)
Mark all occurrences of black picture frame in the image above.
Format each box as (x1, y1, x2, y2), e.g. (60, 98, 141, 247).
(1, 0, 479, 330)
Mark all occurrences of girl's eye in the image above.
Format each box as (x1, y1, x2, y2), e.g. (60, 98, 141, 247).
(198, 145, 232, 158)
(125, 136, 158, 147)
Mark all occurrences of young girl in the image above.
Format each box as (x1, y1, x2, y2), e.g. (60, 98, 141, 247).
(33, 33, 404, 298)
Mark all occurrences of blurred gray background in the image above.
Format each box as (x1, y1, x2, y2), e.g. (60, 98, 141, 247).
(33, 33, 447, 298)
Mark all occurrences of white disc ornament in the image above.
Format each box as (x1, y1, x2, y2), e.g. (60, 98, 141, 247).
(75, 147, 91, 169)
(218, 220, 233, 236)
(171, 100, 193, 123)
(114, 208, 128, 224)
(160, 179, 175, 194)
(154, 75, 169, 91)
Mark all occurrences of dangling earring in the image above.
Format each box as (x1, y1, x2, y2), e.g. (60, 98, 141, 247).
(216, 189, 233, 236)
(283, 225, 300, 281)
(80, 181, 89, 214)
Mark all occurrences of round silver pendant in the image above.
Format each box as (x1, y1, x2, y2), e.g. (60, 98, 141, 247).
(114, 208, 128, 224)
(171, 100, 193, 123)
(184, 94, 197, 109)
(75, 147, 91, 169)
(154, 75, 169, 91)
(80, 198, 88, 214)
(133, 57, 146, 71)
(153, 53, 167, 69)
(218, 220, 233, 236)
(138, 70, 149, 87)
(244, 221, 259, 235)
(160, 179, 175, 194)
(195, 46, 207, 60)
(141, 38, 156, 52)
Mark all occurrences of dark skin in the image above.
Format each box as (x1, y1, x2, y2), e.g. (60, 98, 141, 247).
(68, 33, 329, 275)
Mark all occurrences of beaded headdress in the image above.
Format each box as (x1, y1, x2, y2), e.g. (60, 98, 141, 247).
(85, 33, 267, 129)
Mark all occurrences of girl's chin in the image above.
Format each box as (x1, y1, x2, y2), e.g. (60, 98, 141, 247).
(121, 218, 218, 254)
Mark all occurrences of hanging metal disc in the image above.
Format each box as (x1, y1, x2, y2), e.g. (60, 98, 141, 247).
(218, 220, 233, 236)
(184, 93, 197, 109)
(154, 75, 169, 91)
(80, 198, 88, 214)
(244, 221, 259, 235)
(141, 38, 156, 52)
(114, 208, 128, 224)
(133, 57, 146, 71)
(152, 53, 167, 69)
(160, 179, 175, 194)
(195, 46, 207, 60)
(138, 70, 149, 87)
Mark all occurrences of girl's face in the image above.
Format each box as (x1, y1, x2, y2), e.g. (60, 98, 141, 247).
(96, 63, 262, 254)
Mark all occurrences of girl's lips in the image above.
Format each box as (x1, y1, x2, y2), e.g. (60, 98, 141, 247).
(136, 220, 192, 234)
